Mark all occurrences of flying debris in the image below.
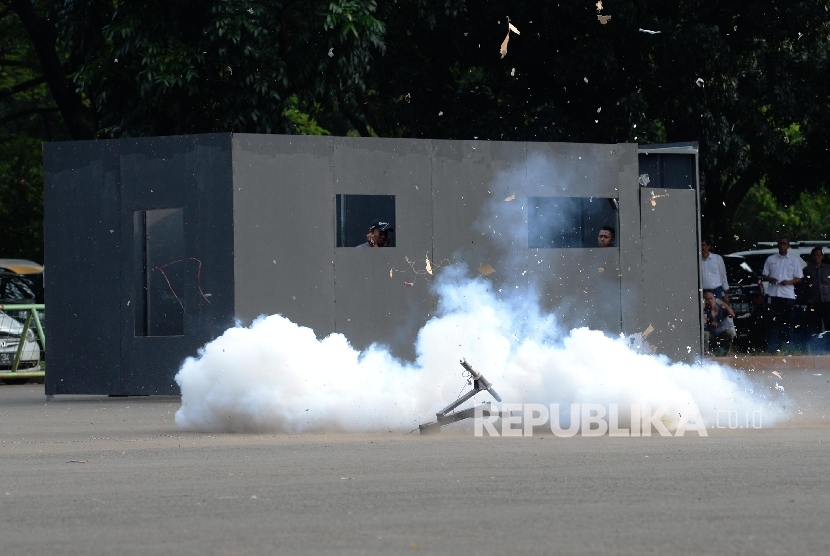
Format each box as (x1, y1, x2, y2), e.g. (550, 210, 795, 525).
(598, 15, 611, 24)
(328, 48, 334, 57)
(505, 193, 516, 202)
(500, 18, 521, 58)
(477, 264, 496, 276)
(695, 78, 705, 87)
(419, 359, 503, 435)
(639, 29, 661, 34)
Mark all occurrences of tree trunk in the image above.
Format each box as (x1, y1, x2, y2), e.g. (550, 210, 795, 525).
(11, 0, 95, 140)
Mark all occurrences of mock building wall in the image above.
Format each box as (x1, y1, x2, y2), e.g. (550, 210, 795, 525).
(232, 136, 701, 363)
(44, 134, 235, 395)
(44, 134, 701, 396)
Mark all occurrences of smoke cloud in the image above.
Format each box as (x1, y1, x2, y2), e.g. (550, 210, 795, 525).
(175, 264, 786, 433)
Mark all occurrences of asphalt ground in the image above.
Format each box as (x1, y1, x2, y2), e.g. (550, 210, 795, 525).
(1, 370, 829, 556)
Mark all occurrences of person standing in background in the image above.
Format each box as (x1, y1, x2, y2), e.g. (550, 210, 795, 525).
(802, 246, 830, 352)
(700, 239, 729, 300)
(761, 236, 803, 353)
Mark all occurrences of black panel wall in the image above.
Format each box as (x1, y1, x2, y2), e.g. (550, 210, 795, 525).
(43, 141, 122, 394)
(44, 135, 235, 395)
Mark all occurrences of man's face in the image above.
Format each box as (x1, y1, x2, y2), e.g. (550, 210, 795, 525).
(376, 230, 389, 247)
(811, 250, 824, 266)
(597, 230, 614, 247)
(701, 241, 711, 258)
(368, 228, 389, 247)
(778, 239, 789, 255)
(703, 292, 716, 308)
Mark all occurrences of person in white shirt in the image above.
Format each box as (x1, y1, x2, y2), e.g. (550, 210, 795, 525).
(700, 239, 730, 299)
(761, 236, 803, 352)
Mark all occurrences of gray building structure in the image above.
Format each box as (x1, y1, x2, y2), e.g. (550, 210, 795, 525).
(43, 134, 701, 396)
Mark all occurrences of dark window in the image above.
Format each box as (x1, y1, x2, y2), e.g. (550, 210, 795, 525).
(134, 208, 184, 336)
(637, 153, 697, 190)
(336, 194, 396, 248)
(528, 197, 619, 248)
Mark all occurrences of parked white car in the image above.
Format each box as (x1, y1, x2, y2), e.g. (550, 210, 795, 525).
(729, 241, 829, 282)
(0, 311, 41, 373)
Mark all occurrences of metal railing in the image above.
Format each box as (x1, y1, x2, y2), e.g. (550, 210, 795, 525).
(0, 304, 45, 379)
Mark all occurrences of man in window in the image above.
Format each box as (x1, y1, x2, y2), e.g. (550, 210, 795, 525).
(597, 226, 615, 247)
(356, 219, 394, 248)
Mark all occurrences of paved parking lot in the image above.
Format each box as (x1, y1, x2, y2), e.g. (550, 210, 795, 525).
(1, 369, 829, 555)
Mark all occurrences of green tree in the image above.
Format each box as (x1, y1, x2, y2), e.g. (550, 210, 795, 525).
(0, 136, 43, 261)
(69, 0, 385, 137)
(2, 0, 829, 259)
(733, 184, 830, 248)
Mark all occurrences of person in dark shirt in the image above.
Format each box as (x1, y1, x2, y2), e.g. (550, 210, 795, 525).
(802, 247, 830, 351)
(702, 290, 735, 355)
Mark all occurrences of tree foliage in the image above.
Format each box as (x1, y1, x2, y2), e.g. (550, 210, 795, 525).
(733, 184, 830, 248)
(69, 0, 385, 136)
(0, 136, 44, 261)
(1, 0, 829, 260)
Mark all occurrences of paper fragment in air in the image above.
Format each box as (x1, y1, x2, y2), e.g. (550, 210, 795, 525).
(478, 264, 496, 276)
(500, 33, 510, 58)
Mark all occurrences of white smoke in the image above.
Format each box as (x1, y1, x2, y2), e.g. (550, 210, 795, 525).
(175, 264, 787, 433)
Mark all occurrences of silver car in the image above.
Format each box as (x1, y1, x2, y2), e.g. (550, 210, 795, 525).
(0, 311, 41, 373)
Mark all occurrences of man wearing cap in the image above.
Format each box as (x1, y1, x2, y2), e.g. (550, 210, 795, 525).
(700, 239, 729, 300)
(356, 219, 394, 248)
(761, 236, 803, 352)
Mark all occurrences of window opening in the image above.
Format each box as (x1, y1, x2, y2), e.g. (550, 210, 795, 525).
(528, 196, 619, 248)
(336, 194, 396, 248)
(134, 208, 185, 336)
